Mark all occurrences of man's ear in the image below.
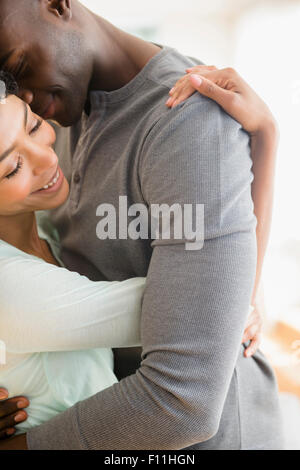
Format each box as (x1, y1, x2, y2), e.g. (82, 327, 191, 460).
(46, 0, 72, 21)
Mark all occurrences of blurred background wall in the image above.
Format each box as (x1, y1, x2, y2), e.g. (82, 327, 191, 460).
(81, 0, 300, 449)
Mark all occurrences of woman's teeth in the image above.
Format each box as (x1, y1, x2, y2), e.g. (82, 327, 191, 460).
(42, 170, 59, 190)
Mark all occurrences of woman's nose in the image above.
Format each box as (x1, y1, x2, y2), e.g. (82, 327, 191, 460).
(31, 148, 58, 177)
(18, 88, 34, 105)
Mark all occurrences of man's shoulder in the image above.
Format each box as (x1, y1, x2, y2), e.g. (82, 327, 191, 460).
(143, 91, 245, 153)
(145, 45, 203, 92)
(141, 46, 243, 135)
(139, 91, 252, 207)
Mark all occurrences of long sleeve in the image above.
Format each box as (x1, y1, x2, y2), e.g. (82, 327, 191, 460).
(27, 96, 257, 450)
(0, 252, 144, 353)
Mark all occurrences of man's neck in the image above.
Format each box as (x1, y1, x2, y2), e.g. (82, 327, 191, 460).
(87, 14, 161, 92)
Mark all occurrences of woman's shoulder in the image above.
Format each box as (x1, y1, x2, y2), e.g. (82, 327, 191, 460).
(0, 234, 61, 312)
(0, 225, 56, 290)
(0, 237, 26, 260)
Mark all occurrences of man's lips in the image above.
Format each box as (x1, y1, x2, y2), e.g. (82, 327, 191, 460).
(41, 95, 56, 120)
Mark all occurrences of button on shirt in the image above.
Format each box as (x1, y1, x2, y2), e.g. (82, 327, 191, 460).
(73, 172, 81, 184)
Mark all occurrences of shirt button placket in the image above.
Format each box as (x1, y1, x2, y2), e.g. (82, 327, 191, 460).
(71, 170, 82, 209)
(74, 172, 81, 184)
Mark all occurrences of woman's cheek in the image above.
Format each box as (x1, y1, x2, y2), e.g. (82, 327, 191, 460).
(6, 176, 33, 205)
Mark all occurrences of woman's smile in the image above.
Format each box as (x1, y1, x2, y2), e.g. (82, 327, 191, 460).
(32, 166, 64, 195)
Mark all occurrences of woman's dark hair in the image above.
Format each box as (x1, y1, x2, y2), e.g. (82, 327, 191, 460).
(0, 71, 18, 98)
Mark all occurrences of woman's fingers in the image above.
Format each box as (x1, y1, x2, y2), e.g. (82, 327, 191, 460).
(169, 75, 188, 95)
(244, 334, 261, 358)
(167, 76, 202, 107)
(186, 65, 218, 73)
(189, 74, 234, 109)
(167, 83, 197, 107)
(242, 314, 262, 358)
(166, 67, 220, 107)
(242, 301, 263, 358)
(167, 65, 276, 134)
(166, 70, 235, 110)
(242, 322, 258, 344)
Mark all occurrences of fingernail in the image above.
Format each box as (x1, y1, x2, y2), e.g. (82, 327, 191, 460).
(17, 400, 28, 409)
(0, 391, 8, 400)
(169, 87, 175, 95)
(190, 74, 203, 86)
(15, 412, 26, 423)
(166, 98, 172, 106)
(6, 428, 16, 436)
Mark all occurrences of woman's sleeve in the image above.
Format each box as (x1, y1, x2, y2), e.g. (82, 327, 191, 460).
(0, 254, 145, 354)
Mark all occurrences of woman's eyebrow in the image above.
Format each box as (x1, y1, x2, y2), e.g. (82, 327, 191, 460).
(0, 101, 28, 163)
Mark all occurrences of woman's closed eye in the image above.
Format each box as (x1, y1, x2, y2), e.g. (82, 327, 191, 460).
(5, 119, 43, 179)
(6, 156, 23, 179)
(30, 118, 43, 135)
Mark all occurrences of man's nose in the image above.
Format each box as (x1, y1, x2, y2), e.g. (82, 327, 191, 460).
(18, 88, 34, 105)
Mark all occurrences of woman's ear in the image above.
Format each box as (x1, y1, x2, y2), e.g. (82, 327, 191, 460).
(46, 0, 72, 21)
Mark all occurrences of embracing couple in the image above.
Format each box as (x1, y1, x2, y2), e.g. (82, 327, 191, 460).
(0, 0, 283, 450)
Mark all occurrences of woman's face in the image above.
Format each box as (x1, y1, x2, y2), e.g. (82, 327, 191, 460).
(0, 94, 69, 216)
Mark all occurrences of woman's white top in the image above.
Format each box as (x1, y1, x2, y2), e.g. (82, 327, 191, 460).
(0, 214, 144, 433)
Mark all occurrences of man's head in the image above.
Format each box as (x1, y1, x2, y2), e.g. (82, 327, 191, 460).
(0, 0, 94, 126)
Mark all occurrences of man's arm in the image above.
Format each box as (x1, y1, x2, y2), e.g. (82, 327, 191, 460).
(168, 67, 279, 356)
(27, 96, 257, 450)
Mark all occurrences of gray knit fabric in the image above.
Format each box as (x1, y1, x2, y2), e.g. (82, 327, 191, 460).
(27, 45, 283, 450)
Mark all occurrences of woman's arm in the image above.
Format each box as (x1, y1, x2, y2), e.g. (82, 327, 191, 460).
(0, 252, 144, 353)
(246, 125, 277, 286)
(241, 124, 278, 355)
(167, 66, 279, 357)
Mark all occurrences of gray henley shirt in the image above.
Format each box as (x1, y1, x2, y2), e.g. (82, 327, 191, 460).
(27, 45, 283, 450)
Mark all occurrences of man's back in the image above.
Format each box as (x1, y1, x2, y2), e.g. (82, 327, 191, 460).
(28, 45, 283, 450)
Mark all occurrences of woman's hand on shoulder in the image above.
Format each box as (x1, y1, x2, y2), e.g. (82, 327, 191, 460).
(166, 65, 278, 138)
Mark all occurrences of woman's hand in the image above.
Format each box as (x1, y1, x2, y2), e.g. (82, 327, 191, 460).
(0, 388, 29, 440)
(242, 305, 263, 358)
(242, 283, 267, 357)
(166, 65, 277, 136)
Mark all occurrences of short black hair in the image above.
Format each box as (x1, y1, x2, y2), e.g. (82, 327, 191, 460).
(0, 70, 18, 98)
